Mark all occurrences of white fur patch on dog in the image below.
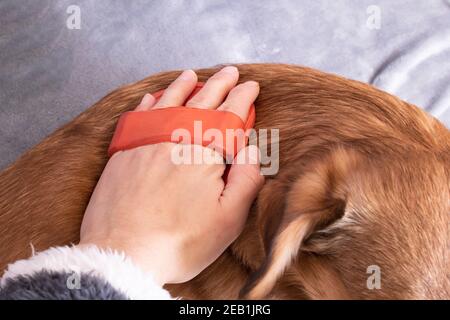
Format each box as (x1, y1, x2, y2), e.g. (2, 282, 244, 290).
(1, 245, 173, 300)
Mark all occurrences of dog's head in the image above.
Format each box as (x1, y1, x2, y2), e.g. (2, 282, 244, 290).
(239, 145, 449, 299)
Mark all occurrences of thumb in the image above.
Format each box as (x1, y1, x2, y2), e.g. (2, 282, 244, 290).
(220, 145, 265, 216)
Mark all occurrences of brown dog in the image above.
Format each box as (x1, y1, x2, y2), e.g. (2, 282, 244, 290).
(0, 64, 448, 299)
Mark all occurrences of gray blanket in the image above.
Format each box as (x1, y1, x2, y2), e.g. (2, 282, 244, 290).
(1, 0, 449, 169)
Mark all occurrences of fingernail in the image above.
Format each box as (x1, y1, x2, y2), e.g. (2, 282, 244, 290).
(179, 69, 196, 80)
(140, 93, 153, 105)
(221, 66, 238, 74)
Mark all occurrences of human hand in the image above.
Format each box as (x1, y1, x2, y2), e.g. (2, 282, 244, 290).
(79, 66, 264, 285)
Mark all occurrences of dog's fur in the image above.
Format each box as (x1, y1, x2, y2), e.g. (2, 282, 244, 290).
(0, 64, 449, 299)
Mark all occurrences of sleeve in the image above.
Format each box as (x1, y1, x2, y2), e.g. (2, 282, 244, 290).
(0, 245, 174, 300)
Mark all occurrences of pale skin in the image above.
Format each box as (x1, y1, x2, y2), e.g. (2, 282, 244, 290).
(79, 66, 264, 286)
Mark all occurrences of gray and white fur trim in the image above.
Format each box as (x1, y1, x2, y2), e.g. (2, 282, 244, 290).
(0, 245, 173, 300)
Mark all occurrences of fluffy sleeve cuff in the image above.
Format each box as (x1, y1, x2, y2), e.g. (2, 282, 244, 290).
(0, 245, 173, 300)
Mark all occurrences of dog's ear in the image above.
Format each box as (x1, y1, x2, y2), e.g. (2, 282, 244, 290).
(240, 147, 358, 299)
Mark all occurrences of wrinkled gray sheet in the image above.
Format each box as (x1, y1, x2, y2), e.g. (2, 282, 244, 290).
(1, 0, 449, 169)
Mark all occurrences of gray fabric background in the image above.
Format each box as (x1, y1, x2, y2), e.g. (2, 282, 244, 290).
(1, 0, 449, 169)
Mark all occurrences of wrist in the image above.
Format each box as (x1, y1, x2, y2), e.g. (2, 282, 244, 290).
(78, 234, 182, 286)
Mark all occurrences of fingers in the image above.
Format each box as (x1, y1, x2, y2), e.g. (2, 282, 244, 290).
(153, 69, 198, 109)
(218, 81, 259, 122)
(219, 145, 265, 231)
(186, 66, 239, 110)
(135, 93, 156, 111)
(135, 66, 259, 124)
